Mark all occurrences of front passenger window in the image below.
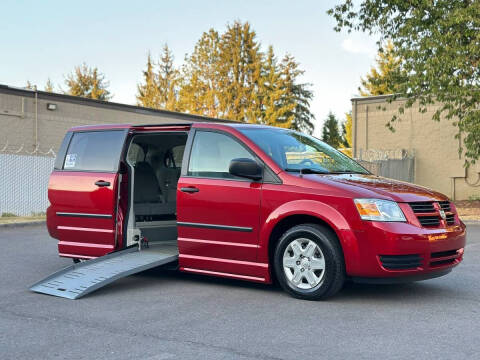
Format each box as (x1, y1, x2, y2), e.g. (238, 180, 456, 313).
(188, 131, 255, 179)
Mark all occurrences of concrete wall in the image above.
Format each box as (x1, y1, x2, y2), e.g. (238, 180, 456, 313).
(352, 96, 480, 200)
(0, 85, 218, 154)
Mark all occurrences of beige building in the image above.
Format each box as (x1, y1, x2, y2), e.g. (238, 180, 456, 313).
(352, 95, 480, 200)
(0, 84, 224, 154)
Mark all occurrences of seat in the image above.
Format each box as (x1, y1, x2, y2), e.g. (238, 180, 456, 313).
(134, 161, 174, 216)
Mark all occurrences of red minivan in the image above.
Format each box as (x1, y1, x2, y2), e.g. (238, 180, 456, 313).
(46, 122, 466, 300)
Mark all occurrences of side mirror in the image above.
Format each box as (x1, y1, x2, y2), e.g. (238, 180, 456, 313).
(229, 158, 263, 181)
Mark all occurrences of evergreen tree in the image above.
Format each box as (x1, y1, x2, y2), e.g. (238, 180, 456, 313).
(137, 53, 159, 108)
(341, 112, 352, 148)
(176, 21, 315, 133)
(340, 112, 353, 156)
(321, 112, 342, 148)
(157, 44, 181, 111)
(180, 29, 222, 117)
(257, 46, 295, 128)
(64, 63, 111, 100)
(44, 78, 54, 92)
(218, 21, 263, 122)
(279, 54, 315, 134)
(359, 41, 403, 96)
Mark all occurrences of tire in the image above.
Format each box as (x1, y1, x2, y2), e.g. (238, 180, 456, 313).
(273, 224, 345, 300)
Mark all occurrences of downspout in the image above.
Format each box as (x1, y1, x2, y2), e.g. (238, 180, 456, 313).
(353, 99, 358, 158)
(34, 90, 38, 150)
(365, 105, 369, 150)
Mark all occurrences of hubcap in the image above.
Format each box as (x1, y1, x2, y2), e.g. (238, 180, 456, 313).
(283, 238, 326, 290)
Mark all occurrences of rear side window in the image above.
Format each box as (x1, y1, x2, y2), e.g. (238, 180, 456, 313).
(171, 145, 185, 168)
(63, 131, 125, 172)
(188, 131, 254, 179)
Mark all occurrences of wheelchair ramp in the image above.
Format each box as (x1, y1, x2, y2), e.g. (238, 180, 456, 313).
(30, 244, 178, 299)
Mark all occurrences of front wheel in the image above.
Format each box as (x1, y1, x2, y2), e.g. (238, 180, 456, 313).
(273, 224, 345, 300)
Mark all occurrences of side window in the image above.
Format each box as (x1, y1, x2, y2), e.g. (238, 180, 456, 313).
(188, 131, 254, 179)
(64, 131, 125, 171)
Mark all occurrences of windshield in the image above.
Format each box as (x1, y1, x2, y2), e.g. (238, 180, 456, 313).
(239, 128, 369, 174)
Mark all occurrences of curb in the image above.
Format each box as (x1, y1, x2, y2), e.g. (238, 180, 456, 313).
(0, 220, 46, 228)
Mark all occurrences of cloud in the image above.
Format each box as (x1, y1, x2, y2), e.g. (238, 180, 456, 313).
(341, 36, 377, 57)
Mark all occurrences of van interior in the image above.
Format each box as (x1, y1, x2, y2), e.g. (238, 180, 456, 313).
(125, 132, 188, 252)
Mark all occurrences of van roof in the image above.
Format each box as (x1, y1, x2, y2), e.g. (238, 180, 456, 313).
(68, 122, 276, 132)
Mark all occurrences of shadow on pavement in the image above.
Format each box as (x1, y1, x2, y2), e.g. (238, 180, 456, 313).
(86, 265, 456, 303)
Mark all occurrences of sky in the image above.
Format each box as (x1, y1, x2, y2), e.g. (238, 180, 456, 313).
(0, 0, 378, 136)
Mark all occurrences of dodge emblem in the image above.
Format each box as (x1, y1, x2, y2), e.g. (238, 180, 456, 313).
(439, 209, 446, 220)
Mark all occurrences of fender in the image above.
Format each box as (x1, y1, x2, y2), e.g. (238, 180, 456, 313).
(258, 199, 361, 275)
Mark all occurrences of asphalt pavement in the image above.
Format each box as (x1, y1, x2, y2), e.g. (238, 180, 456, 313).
(0, 224, 479, 360)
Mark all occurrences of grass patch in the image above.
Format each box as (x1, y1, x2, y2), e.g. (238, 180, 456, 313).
(0, 215, 46, 224)
(1, 212, 17, 217)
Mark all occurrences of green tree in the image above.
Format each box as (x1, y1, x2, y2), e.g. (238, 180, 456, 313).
(328, 1, 480, 163)
(217, 21, 264, 122)
(157, 44, 181, 111)
(256, 46, 295, 128)
(321, 112, 342, 148)
(279, 54, 315, 134)
(180, 29, 223, 117)
(44, 78, 54, 92)
(179, 22, 315, 133)
(64, 63, 111, 100)
(137, 53, 159, 108)
(359, 41, 403, 96)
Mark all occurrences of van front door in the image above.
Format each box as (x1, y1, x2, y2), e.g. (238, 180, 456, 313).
(48, 129, 128, 259)
(177, 129, 263, 279)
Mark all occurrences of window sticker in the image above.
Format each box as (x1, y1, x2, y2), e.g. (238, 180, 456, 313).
(64, 154, 77, 168)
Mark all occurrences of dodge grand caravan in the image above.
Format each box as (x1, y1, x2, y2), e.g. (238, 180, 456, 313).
(46, 122, 466, 300)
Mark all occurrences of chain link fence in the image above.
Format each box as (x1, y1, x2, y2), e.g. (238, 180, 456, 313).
(357, 149, 415, 183)
(0, 146, 55, 217)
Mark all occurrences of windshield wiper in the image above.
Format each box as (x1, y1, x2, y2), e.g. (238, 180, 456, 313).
(329, 170, 366, 174)
(285, 168, 329, 174)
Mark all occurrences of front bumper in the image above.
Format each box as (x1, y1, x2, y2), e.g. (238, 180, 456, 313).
(346, 220, 466, 279)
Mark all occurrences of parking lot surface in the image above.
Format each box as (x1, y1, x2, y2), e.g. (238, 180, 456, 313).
(1, 224, 479, 360)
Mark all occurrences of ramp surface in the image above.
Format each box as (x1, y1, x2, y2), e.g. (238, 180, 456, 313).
(30, 243, 178, 299)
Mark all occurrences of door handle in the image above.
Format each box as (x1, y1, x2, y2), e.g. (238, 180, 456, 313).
(180, 187, 199, 193)
(95, 180, 111, 187)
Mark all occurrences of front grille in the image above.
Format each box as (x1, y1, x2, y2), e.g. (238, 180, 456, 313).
(445, 214, 455, 225)
(431, 250, 458, 258)
(409, 202, 435, 213)
(438, 201, 451, 212)
(430, 249, 460, 267)
(431, 259, 456, 266)
(380, 254, 423, 270)
(417, 215, 440, 227)
(409, 201, 456, 228)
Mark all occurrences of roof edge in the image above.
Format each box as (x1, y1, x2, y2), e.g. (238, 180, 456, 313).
(0, 84, 234, 123)
(351, 93, 397, 101)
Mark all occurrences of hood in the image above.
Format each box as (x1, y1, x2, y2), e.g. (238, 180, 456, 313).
(299, 173, 448, 203)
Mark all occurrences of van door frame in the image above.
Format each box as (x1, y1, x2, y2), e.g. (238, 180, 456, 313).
(123, 124, 192, 248)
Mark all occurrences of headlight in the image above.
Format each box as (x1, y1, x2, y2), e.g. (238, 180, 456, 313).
(354, 199, 406, 222)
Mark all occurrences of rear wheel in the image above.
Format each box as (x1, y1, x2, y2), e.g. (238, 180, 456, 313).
(273, 224, 345, 300)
